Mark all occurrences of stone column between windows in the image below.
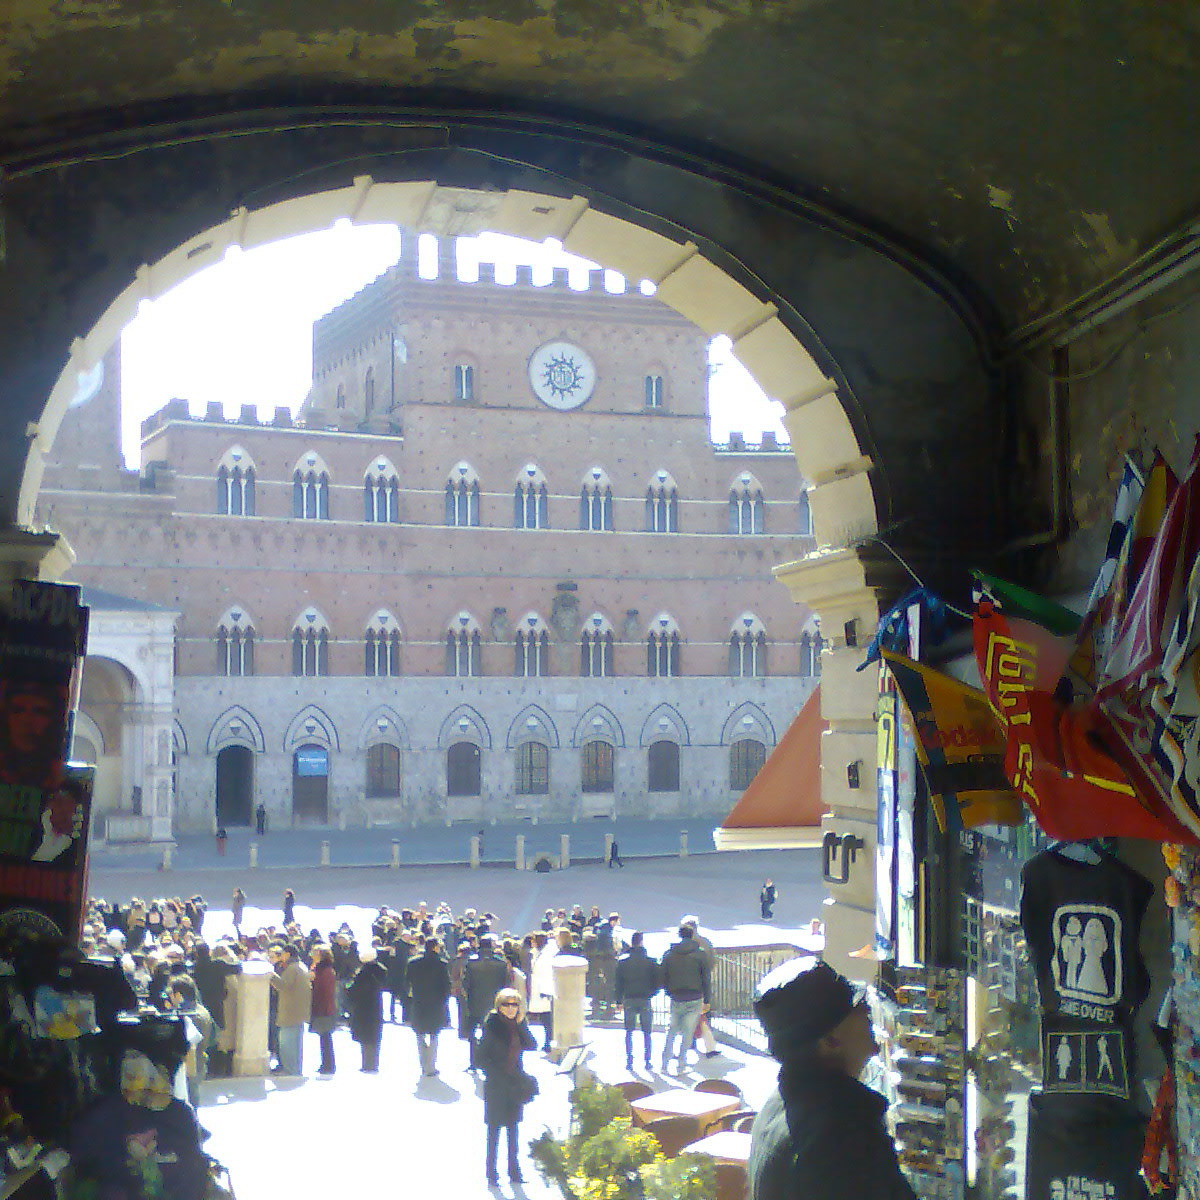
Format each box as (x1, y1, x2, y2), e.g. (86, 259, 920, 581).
(773, 544, 907, 978)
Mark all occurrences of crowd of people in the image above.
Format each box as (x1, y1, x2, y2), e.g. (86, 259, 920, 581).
(80, 889, 730, 1183)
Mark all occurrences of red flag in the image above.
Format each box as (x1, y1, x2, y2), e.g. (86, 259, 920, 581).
(974, 598, 1195, 842)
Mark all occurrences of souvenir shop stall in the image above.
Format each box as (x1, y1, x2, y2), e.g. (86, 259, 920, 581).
(0, 580, 209, 1200)
(862, 438, 1200, 1200)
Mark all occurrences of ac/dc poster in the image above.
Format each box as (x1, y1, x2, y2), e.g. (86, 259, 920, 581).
(0, 580, 91, 943)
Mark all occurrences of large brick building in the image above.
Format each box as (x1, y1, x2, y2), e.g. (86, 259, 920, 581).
(39, 237, 820, 836)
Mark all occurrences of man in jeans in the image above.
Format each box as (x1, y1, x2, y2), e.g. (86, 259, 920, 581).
(615, 931, 661, 1071)
(269, 943, 312, 1076)
(660, 923, 710, 1072)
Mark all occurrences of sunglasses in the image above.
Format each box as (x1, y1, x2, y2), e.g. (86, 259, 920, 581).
(498, 1000, 520, 1008)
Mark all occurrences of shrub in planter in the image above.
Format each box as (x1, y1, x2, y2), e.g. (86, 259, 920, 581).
(530, 1081, 716, 1200)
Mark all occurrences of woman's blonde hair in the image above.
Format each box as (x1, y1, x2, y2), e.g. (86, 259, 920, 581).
(493, 987, 526, 1020)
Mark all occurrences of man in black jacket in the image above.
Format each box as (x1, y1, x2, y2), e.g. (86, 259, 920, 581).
(614, 931, 661, 1071)
(406, 938, 452, 1077)
(659, 923, 710, 1072)
(748, 958, 915, 1200)
(464, 934, 511, 1069)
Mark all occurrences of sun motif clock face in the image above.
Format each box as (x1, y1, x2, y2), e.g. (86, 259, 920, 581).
(528, 341, 597, 411)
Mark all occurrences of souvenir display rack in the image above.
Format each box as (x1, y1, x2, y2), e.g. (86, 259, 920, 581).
(874, 965, 966, 1200)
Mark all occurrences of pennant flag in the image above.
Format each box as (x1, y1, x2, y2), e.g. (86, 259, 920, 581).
(880, 649, 1023, 830)
(974, 596, 1196, 843)
(1100, 437, 1200, 698)
(973, 572, 1079, 692)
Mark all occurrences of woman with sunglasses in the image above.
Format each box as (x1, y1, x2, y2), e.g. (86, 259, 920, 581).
(477, 987, 538, 1187)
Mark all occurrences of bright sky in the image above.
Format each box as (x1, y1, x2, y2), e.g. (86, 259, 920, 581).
(120, 225, 787, 468)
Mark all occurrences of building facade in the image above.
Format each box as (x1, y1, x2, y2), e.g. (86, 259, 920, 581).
(39, 237, 820, 835)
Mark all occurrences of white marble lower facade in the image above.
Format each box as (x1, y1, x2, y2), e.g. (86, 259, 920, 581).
(171, 673, 816, 832)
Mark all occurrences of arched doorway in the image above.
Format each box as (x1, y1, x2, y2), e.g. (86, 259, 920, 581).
(215, 745, 253, 827)
(292, 743, 329, 823)
(447, 742, 481, 797)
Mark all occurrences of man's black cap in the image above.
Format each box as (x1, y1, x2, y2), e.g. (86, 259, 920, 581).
(753, 958, 867, 1060)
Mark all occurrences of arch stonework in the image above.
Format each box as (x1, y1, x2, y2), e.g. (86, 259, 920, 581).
(282, 704, 340, 752)
(506, 704, 559, 750)
(639, 703, 690, 748)
(573, 704, 624, 749)
(14, 177, 928, 975)
(721, 702, 775, 747)
(206, 705, 266, 754)
(357, 705, 410, 751)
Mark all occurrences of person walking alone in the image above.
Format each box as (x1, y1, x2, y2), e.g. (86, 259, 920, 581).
(405, 936, 451, 1077)
(255, 803, 267, 835)
(230, 887, 245, 936)
(477, 988, 537, 1187)
(760, 879, 777, 920)
(608, 839, 624, 868)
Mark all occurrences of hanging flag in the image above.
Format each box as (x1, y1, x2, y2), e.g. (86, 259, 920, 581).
(880, 650, 1022, 830)
(1100, 437, 1200, 698)
(974, 596, 1196, 843)
(972, 572, 1079, 692)
(857, 587, 961, 672)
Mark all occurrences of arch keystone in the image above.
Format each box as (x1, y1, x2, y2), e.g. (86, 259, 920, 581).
(492, 190, 590, 242)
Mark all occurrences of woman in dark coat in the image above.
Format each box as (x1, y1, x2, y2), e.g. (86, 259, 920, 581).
(309, 944, 338, 1075)
(345, 949, 388, 1072)
(405, 937, 451, 1077)
(231, 888, 245, 934)
(477, 986, 537, 1187)
(282, 888, 296, 926)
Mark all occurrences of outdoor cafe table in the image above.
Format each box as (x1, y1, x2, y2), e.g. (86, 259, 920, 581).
(629, 1089, 742, 1131)
(683, 1130, 753, 1165)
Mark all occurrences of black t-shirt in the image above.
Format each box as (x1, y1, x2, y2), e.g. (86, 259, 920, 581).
(1019, 849, 1153, 1099)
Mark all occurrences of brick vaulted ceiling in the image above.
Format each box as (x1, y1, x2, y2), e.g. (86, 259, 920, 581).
(0, 0, 1196, 334)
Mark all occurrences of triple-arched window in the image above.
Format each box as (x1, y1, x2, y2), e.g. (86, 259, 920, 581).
(515, 614, 550, 678)
(729, 473, 765, 534)
(293, 453, 330, 519)
(729, 614, 768, 677)
(580, 614, 614, 678)
(365, 611, 402, 677)
(364, 458, 400, 523)
(514, 465, 549, 530)
(216, 448, 255, 516)
(445, 463, 480, 527)
(645, 471, 679, 533)
(216, 607, 255, 677)
(647, 614, 681, 677)
(446, 613, 482, 677)
(580, 467, 614, 532)
(292, 609, 330, 677)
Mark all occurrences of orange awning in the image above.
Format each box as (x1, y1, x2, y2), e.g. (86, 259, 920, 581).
(720, 686, 826, 834)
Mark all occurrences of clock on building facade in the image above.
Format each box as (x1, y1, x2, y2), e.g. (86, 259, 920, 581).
(528, 340, 597, 410)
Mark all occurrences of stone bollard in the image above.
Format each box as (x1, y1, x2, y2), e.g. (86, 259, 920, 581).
(232, 960, 274, 1076)
(391, 840, 400, 869)
(515, 835, 525, 872)
(679, 830, 688, 858)
(559, 833, 570, 870)
(469, 834, 481, 869)
(160, 844, 173, 870)
(320, 840, 331, 867)
(603, 833, 613, 866)
(249, 842, 258, 869)
(550, 954, 588, 1061)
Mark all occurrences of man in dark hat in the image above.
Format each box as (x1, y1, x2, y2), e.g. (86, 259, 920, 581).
(748, 957, 915, 1200)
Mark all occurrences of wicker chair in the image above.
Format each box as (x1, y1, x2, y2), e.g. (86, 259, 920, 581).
(642, 1115, 700, 1159)
(614, 1080, 654, 1104)
(705, 1107, 757, 1135)
(713, 1162, 749, 1200)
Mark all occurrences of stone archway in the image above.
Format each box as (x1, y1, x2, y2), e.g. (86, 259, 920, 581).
(21, 175, 966, 971)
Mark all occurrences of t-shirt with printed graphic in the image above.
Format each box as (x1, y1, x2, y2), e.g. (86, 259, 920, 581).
(1019, 849, 1153, 1100)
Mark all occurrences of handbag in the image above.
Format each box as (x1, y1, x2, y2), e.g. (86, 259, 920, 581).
(517, 1070, 540, 1104)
